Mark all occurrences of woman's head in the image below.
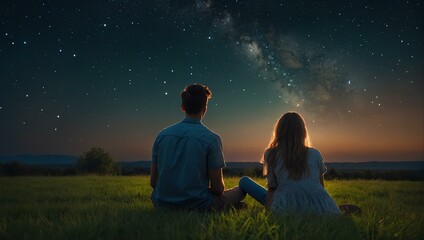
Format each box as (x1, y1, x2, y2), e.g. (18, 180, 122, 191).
(264, 112, 310, 180)
(272, 112, 310, 149)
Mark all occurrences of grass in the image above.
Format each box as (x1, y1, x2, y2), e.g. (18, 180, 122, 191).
(0, 176, 423, 239)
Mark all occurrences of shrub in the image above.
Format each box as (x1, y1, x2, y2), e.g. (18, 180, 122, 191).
(76, 147, 120, 175)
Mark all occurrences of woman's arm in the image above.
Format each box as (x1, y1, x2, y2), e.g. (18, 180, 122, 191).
(319, 174, 325, 187)
(265, 188, 276, 208)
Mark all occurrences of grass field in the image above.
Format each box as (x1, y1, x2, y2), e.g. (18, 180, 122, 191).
(0, 177, 423, 239)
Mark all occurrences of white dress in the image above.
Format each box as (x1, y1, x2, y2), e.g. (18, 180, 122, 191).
(265, 148, 340, 214)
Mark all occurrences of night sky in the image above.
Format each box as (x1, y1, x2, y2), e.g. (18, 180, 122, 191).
(1, 0, 423, 162)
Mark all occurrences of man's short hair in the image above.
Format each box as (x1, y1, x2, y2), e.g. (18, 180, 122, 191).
(181, 84, 212, 114)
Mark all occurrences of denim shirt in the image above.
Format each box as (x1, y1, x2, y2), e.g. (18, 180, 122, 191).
(151, 117, 226, 210)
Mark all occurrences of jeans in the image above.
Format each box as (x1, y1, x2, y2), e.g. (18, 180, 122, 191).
(239, 176, 268, 206)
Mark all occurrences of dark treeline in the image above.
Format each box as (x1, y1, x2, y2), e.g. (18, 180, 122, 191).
(224, 167, 424, 181)
(0, 161, 77, 176)
(0, 148, 122, 176)
(1, 162, 424, 181)
(325, 168, 424, 181)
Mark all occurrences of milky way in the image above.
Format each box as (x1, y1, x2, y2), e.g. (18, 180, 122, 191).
(161, 0, 423, 118)
(161, 1, 359, 114)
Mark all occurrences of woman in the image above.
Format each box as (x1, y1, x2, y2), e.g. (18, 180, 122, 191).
(239, 112, 341, 214)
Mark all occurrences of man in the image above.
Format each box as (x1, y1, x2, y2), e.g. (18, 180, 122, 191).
(150, 84, 245, 211)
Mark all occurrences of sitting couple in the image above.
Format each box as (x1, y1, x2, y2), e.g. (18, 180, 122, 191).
(150, 83, 353, 214)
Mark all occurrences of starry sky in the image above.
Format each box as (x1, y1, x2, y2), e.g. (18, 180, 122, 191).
(1, 0, 423, 162)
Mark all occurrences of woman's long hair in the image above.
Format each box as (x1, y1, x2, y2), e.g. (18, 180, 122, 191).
(262, 112, 311, 180)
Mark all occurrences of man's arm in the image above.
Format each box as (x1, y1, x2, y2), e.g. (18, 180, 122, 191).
(209, 168, 225, 195)
(150, 162, 158, 188)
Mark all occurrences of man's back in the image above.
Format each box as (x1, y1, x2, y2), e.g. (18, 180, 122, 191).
(151, 117, 225, 210)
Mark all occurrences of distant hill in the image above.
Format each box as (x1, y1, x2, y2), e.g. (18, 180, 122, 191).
(1, 155, 423, 170)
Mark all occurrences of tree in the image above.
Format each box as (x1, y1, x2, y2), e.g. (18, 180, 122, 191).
(77, 148, 120, 175)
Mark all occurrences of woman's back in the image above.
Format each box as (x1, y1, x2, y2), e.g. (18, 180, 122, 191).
(266, 147, 340, 214)
(239, 112, 342, 214)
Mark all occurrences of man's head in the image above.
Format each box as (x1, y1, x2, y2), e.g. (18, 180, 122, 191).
(181, 84, 212, 117)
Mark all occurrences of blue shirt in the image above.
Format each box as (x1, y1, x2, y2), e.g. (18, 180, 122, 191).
(151, 117, 226, 210)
